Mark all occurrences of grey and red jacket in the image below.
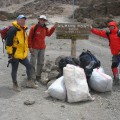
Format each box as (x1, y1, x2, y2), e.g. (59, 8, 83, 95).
(91, 21, 120, 55)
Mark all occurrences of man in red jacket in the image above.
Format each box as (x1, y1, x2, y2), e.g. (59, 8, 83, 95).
(28, 15, 58, 83)
(91, 21, 120, 85)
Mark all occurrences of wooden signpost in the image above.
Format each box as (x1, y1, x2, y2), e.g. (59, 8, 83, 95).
(56, 23, 90, 57)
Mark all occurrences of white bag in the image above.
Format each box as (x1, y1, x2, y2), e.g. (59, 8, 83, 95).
(48, 76, 66, 100)
(98, 67, 105, 73)
(89, 68, 113, 92)
(63, 64, 92, 103)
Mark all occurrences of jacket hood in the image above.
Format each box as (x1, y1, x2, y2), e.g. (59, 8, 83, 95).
(108, 21, 118, 33)
(108, 21, 117, 27)
(12, 21, 27, 30)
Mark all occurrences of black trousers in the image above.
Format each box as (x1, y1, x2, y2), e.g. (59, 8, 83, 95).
(11, 57, 32, 83)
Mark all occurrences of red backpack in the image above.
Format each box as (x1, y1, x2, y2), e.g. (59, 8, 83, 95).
(0, 26, 12, 41)
(0, 26, 12, 53)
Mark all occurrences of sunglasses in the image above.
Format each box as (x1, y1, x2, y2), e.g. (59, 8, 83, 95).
(39, 19, 46, 21)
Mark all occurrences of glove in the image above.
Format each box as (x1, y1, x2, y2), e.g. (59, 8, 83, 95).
(8, 54, 13, 58)
(8, 54, 13, 64)
(8, 54, 17, 62)
(7, 54, 15, 67)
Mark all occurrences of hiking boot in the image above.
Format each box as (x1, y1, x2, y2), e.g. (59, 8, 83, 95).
(13, 82, 21, 92)
(26, 80, 38, 89)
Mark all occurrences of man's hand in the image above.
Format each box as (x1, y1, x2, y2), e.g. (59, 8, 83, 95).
(8, 54, 13, 59)
(29, 48, 33, 53)
(29, 48, 34, 53)
(90, 25, 93, 29)
(7, 54, 14, 67)
(53, 22, 58, 28)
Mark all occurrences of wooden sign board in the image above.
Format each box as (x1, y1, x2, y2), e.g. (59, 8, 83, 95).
(56, 23, 90, 39)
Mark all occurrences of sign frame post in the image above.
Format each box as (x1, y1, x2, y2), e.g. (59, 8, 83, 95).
(71, 38, 76, 57)
(56, 23, 90, 57)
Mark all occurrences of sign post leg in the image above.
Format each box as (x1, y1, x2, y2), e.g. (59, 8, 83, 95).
(71, 39, 76, 57)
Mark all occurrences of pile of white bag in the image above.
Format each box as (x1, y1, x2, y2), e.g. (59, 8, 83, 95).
(47, 65, 113, 102)
(48, 64, 93, 103)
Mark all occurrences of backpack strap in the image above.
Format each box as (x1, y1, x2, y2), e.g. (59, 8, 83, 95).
(32, 24, 39, 39)
(118, 29, 120, 37)
(86, 50, 101, 67)
(6, 26, 18, 46)
(106, 31, 111, 37)
(106, 30, 120, 37)
(32, 24, 48, 40)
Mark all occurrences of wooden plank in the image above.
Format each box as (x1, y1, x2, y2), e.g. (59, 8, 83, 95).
(56, 23, 90, 39)
(56, 34, 89, 39)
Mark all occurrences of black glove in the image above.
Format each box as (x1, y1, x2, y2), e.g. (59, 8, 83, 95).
(8, 54, 14, 62)
(7, 54, 15, 67)
(8, 54, 13, 58)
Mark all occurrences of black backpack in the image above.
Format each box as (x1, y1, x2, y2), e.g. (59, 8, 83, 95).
(57, 57, 80, 78)
(79, 50, 101, 79)
(79, 50, 101, 69)
(59, 57, 79, 70)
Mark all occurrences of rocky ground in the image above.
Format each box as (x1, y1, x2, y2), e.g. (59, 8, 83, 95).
(0, 2, 120, 120)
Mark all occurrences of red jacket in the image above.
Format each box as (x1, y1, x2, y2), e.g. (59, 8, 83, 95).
(28, 24, 55, 49)
(91, 21, 120, 55)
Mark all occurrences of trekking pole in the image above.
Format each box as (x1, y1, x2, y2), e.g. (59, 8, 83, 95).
(7, 58, 12, 67)
(2, 39, 6, 56)
(7, 61, 10, 67)
(2, 39, 5, 53)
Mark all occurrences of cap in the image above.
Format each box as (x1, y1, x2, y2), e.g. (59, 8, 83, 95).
(38, 15, 47, 21)
(17, 15, 26, 19)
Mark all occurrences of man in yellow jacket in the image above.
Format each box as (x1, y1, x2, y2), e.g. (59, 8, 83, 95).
(6, 15, 38, 91)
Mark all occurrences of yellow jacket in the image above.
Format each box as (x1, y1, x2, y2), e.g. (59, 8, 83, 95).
(6, 21, 28, 59)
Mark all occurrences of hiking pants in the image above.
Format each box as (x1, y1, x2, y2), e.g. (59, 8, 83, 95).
(111, 55, 120, 78)
(30, 49, 45, 79)
(11, 57, 32, 83)
(111, 55, 119, 69)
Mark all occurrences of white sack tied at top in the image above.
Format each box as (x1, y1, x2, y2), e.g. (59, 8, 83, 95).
(89, 68, 113, 92)
(63, 64, 93, 103)
(48, 76, 66, 100)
